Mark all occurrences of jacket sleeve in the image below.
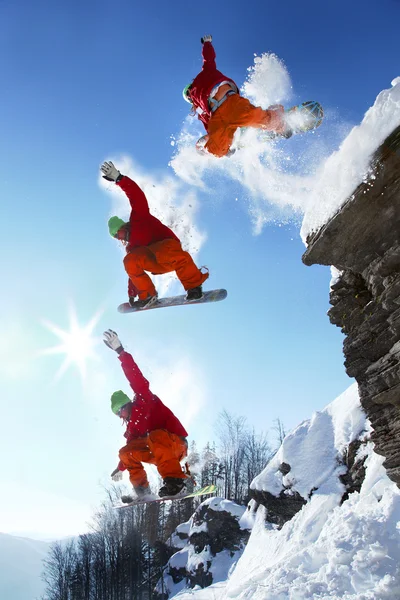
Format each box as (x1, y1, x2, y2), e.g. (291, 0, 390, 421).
(116, 176, 150, 218)
(202, 41, 216, 72)
(118, 350, 152, 398)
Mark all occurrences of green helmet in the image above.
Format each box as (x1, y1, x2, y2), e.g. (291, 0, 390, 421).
(111, 390, 131, 415)
(108, 216, 126, 237)
(182, 83, 193, 104)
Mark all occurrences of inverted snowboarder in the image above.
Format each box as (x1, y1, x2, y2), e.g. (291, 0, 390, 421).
(183, 34, 288, 157)
(101, 161, 209, 308)
(104, 329, 189, 500)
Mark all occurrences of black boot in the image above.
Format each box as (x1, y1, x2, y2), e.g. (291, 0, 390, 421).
(185, 286, 203, 301)
(158, 477, 186, 497)
(121, 495, 133, 504)
(121, 484, 150, 503)
(129, 294, 158, 309)
(281, 127, 293, 139)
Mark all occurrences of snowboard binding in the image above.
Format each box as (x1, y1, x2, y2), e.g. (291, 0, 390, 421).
(287, 100, 324, 133)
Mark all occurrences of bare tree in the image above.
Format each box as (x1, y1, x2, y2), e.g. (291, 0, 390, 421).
(272, 418, 287, 450)
(216, 409, 248, 502)
(42, 540, 77, 600)
(200, 442, 222, 489)
(243, 428, 273, 500)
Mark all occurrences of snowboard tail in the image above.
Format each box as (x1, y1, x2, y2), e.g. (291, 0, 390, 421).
(118, 289, 227, 313)
(114, 484, 217, 507)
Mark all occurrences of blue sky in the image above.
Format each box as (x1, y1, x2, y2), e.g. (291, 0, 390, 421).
(1, 0, 399, 537)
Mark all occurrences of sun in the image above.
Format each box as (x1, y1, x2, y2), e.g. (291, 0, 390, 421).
(41, 304, 103, 381)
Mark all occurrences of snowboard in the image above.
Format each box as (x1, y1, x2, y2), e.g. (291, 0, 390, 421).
(118, 289, 227, 313)
(114, 484, 217, 508)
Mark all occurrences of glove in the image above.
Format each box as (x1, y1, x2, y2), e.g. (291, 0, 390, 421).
(266, 105, 287, 136)
(201, 34, 212, 44)
(111, 468, 123, 482)
(103, 329, 124, 353)
(273, 107, 288, 136)
(195, 135, 209, 155)
(269, 105, 292, 137)
(101, 161, 121, 182)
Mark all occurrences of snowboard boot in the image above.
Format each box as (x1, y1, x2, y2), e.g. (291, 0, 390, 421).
(280, 127, 293, 139)
(185, 286, 203, 302)
(158, 477, 186, 498)
(121, 494, 135, 504)
(121, 484, 150, 504)
(129, 293, 158, 310)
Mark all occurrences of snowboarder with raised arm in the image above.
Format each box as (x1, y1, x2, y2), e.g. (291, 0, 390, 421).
(183, 34, 288, 157)
(101, 161, 209, 308)
(104, 329, 189, 500)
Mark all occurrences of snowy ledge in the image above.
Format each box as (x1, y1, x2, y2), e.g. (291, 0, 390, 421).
(301, 78, 400, 239)
(302, 124, 400, 270)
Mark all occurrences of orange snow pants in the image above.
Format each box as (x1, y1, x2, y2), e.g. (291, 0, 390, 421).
(123, 238, 208, 300)
(205, 93, 284, 157)
(119, 429, 188, 488)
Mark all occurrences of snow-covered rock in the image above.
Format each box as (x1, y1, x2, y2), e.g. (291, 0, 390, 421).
(155, 498, 251, 599)
(250, 384, 368, 526)
(301, 79, 400, 239)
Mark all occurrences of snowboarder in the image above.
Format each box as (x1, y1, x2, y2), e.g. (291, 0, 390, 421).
(104, 329, 189, 500)
(101, 161, 209, 308)
(183, 34, 288, 157)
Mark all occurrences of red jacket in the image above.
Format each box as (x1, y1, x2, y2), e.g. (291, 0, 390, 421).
(118, 350, 188, 443)
(189, 41, 238, 131)
(117, 176, 179, 250)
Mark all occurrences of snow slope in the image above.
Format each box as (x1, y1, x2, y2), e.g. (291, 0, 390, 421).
(0, 532, 50, 600)
(172, 384, 400, 599)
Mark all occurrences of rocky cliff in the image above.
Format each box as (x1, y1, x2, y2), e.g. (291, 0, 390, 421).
(302, 125, 400, 486)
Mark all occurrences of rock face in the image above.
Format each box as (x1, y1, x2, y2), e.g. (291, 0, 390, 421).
(250, 461, 307, 527)
(303, 125, 400, 487)
(154, 498, 250, 599)
(339, 438, 368, 503)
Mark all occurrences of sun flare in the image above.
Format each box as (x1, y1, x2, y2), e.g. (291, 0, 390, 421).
(41, 305, 103, 380)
